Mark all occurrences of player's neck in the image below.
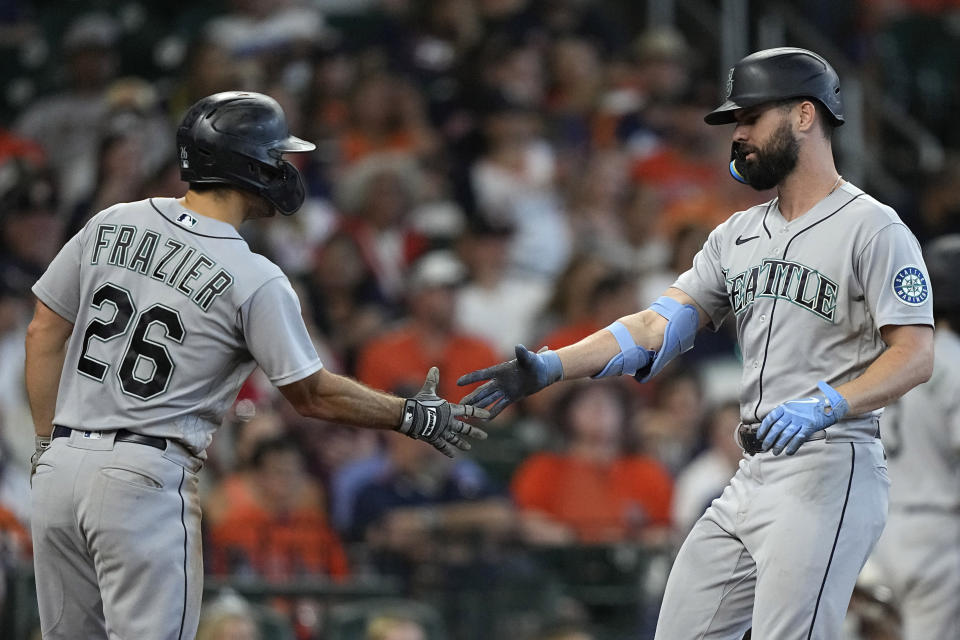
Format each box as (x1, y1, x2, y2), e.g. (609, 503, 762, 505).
(776, 156, 842, 222)
(178, 191, 246, 229)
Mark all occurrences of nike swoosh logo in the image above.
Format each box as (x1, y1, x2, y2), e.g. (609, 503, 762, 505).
(735, 235, 760, 245)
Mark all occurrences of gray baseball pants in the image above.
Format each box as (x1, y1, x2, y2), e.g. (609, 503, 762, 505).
(30, 429, 203, 640)
(655, 439, 888, 640)
(870, 508, 960, 640)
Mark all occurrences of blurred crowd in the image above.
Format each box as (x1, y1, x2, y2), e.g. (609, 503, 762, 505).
(1, 0, 959, 638)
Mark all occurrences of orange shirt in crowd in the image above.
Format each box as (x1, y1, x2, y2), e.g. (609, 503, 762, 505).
(356, 327, 499, 400)
(512, 452, 674, 543)
(207, 475, 349, 581)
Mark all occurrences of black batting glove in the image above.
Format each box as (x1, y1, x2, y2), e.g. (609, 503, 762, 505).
(456, 345, 563, 418)
(397, 367, 490, 457)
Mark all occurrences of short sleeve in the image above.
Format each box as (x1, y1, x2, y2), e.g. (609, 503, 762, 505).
(671, 227, 731, 329)
(856, 223, 934, 329)
(32, 230, 84, 323)
(240, 276, 323, 386)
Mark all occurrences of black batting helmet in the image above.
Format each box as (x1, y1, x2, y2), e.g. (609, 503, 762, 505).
(924, 234, 960, 315)
(705, 47, 844, 126)
(177, 91, 316, 215)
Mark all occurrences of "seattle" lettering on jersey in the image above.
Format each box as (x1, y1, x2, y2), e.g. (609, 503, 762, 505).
(727, 258, 839, 322)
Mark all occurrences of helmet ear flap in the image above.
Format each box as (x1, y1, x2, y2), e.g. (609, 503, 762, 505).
(263, 160, 306, 215)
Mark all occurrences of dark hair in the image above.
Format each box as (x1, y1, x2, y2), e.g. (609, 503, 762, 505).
(188, 182, 233, 196)
(249, 436, 302, 469)
(773, 97, 836, 139)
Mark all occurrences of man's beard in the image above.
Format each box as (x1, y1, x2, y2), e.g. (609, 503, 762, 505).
(730, 121, 800, 191)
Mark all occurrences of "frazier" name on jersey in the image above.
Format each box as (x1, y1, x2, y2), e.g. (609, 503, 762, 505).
(90, 224, 234, 312)
(727, 258, 839, 322)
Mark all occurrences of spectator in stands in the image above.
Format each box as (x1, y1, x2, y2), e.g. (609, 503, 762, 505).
(205, 436, 349, 581)
(512, 380, 673, 544)
(352, 431, 514, 579)
(671, 400, 742, 536)
(455, 215, 550, 357)
(540, 270, 637, 353)
(356, 250, 499, 401)
(532, 252, 614, 345)
(471, 90, 571, 280)
(632, 367, 706, 475)
(0, 276, 35, 478)
(304, 231, 392, 372)
(532, 625, 596, 640)
(340, 73, 439, 165)
(336, 152, 429, 303)
(196, 592, 261, 640)
(366, 613, 428, 640)
(14, 12, 121, 216)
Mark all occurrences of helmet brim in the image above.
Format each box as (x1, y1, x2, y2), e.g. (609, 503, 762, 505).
(704, 99, 745, 125)
(276, 135, 316, 153)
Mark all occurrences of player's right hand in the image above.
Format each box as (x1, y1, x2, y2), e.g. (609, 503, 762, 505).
(457, 344, 564, 418)
(398, 367, 490, 457)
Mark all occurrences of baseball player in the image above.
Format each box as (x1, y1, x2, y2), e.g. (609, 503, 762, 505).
(24, 91, 488, 640)
(867, 234, 960, 640)
(457, 48, 934, 640)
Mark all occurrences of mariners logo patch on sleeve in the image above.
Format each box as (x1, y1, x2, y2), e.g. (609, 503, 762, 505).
(891, 265, 929, 306)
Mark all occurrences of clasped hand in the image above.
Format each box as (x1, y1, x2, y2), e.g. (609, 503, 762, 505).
(757, 381, 849, 455)
(398, 367, 489, 457)
(456, 345, 563, 417)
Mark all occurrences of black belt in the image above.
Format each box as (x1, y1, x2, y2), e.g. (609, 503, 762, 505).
(737, 423, 826, 456)
(52, 425, 167, 451)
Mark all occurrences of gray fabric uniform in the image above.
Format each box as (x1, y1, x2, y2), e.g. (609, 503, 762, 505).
(869, 327, 960, 640)
(654, 182, 934, 640)
(30, 197, 323, 640)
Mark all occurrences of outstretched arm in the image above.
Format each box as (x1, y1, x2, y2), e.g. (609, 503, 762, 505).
(459, 288, 712, 416)
(280, 366, 488, 457)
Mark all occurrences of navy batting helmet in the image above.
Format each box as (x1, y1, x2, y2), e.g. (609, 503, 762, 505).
(924, 234, 960, 315)
(177, 91, 316, 215)
(705, 47, 844, 126)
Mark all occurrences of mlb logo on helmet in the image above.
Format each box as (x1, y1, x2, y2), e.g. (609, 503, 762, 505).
(180, 145, 189, 169)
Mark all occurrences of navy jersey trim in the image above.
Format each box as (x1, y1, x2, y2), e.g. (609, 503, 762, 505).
(752, 194, 864, 421)
(177, 468, 188, 640)
(807, 443, 856, 638)
(761, 200, 774, 239)
(150, 199, 244, 241)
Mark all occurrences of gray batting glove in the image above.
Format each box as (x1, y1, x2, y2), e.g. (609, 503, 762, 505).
(30, 435, 52, 487)
(397, 367, 490, 457)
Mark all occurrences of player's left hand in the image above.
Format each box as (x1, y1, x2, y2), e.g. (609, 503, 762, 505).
(757, 381, 849, 455)
(398, 367, 489, 458)
(30, 435, 52, 487)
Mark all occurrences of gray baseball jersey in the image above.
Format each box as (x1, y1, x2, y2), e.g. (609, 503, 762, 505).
(32, 197, 323, 456)
(655, 182, 934, 640)
(31, 197, 324, 640)
(673, 181, 933, 430)
(868, 327, 960, 640)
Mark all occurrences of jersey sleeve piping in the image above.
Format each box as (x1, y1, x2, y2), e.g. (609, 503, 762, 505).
(270, 360, 324, 387)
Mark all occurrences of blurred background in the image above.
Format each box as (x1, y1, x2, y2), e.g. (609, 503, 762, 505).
(0, 0, 954, 638)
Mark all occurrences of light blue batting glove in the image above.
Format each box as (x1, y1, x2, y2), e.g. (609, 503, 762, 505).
(756, 381, 849, 456)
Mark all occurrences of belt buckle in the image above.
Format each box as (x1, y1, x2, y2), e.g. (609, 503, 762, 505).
(738, 424, 763, 456)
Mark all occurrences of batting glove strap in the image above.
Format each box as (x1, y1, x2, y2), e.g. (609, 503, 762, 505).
(816, 380, 849, 422)
(398, 398, 452, 443)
